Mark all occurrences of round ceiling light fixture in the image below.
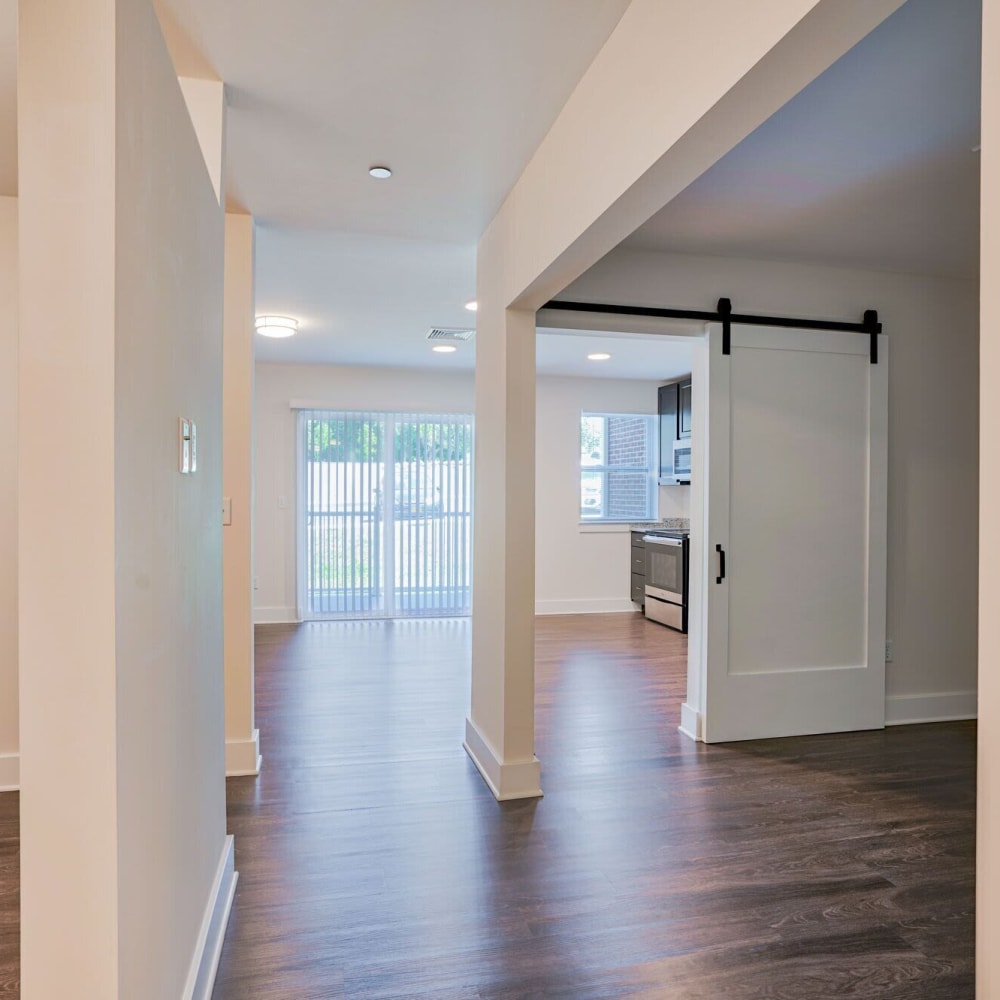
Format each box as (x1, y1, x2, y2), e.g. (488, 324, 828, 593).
(369, 165, 392, 179)
(587, 352, 612, 361)
(432, 344, 458, 354)
(255, 315, 299, 339)
(464, 300, 478, 312)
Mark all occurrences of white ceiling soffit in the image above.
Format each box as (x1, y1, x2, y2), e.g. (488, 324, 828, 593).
(625, 0, 982, 279)
(0, 1, 15, 197)
(156, 0, 631, 242)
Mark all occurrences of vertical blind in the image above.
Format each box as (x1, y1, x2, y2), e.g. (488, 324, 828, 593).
(297, 409, 473, 620)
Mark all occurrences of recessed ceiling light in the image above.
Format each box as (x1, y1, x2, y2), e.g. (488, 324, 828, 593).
(433, 344, 458, 354)
(587, 352, 611, 361)
(255, 315, 299, 339)
(465, 300, 478, 312)
(369, 165, 392, 179)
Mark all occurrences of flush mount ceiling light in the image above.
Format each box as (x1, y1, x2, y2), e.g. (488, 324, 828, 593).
(587, 352, 611, 361)
(464, 300, 478, 312)
(432, 344, 458, 354)
(369, 165, 392, 179)
(255, 315, 299, 339)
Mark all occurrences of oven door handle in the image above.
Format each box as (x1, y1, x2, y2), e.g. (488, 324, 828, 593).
(716, 544, 726, 584)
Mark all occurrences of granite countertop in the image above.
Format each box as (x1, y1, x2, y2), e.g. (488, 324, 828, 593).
(628, 518, 690, 531)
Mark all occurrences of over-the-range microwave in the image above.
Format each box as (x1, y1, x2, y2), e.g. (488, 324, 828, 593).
(672, 439, 691, 484)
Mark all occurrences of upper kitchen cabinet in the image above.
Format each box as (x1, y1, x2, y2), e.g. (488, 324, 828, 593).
(678, 379, 692, 439)
(658, 376, 693, 485)
(658, 383, 678, 485)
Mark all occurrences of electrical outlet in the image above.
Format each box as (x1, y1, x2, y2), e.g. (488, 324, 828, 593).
(885, 639, 894, 663)
(278, 495, 289, 510)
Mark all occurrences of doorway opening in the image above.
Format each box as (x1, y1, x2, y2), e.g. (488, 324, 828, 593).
(296, 408, 473, 620)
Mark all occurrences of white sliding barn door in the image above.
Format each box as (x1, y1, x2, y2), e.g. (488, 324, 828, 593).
(704, 324, 887, 743)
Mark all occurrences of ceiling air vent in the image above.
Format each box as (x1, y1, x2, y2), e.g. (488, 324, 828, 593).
(427, 327, 474, 343)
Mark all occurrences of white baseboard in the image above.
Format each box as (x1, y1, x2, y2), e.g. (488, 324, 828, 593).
(535, 598, 638, 616)
(678, 702, 702, 741)
(225, 730, 262, 777)
(885, 690, 978, 726)
(254, 606, 298, 624)
(0, 752, 18, 792)
(463, 717, 542, 801)
(183, 835, 238, 1000)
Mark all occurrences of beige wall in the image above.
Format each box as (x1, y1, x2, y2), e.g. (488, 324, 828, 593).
(566, 248, 980, 716)
(18, 0, 227, 994)
(979, 1, 998, 994)
(0, 197, 15, 788)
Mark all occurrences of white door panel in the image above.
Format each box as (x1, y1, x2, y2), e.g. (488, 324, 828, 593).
(704, 325, 887, 742)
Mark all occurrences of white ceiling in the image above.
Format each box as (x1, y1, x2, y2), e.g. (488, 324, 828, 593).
(536, 330, 694, 382)
(1, 0, 983, 374)
(158, 0, 630, 241)
(624, 0, 982, 278)
(154, 0, 632, 373)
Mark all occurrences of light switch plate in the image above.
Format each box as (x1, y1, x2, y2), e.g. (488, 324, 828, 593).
(179, 417, 192, 474)
(222, 496, 232, 525)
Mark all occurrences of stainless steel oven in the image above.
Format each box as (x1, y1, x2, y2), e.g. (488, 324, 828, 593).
(643, 532, 689, 632)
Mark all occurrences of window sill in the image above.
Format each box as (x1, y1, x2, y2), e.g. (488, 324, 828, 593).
(578, 522, 633, 534)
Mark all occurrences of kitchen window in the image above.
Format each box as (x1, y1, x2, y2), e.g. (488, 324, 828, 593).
(580, 413, 658, 522)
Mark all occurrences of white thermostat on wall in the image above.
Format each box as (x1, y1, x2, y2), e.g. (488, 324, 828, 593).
(179, 417, 197, 474)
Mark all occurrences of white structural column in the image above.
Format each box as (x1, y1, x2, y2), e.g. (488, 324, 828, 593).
(464, 301, 540, 799)
(179, 77, 226, 206)
(0, 199, 16, 792)
(979, 3, 999, 995)
(467, 0, 908, 801)
(19, 3, 120, 991)
(223, 213, 261, 776)
(18, 0, 232, 996)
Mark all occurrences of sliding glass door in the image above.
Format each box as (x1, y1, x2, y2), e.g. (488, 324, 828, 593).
(297, 409, 473, 620)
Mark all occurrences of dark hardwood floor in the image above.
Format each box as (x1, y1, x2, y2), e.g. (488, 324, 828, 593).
(213, 614, 976, 999)
(0, 787, 15, 996)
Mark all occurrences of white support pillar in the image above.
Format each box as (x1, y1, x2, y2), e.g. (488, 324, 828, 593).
(223, 213, 260, 776)
(978, 3, 999, 995)
(464, 294, 541, 800)
(466, 0, 908, 804)
(0, 198, 16, 793)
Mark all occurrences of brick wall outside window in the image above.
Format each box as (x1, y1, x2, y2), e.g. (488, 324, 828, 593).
(581, 414, 656, 521)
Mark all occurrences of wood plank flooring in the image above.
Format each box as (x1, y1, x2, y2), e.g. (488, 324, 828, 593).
(0, 788, 15, 997)
(212, 614, 976, 999)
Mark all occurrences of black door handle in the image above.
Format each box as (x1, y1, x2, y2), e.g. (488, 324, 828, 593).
(716, 544, 726, 584)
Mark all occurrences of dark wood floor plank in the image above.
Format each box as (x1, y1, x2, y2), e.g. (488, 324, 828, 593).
(211, 614, 975, 999)
(0, 613, 977, 998)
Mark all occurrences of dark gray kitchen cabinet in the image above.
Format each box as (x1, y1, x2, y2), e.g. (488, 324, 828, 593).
(631, 532, 646, 606)
(657, 384, 678, 485)
(678, 379, 693, 439)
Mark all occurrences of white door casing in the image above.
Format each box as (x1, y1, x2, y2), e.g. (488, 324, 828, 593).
(704, 324, 888, 742)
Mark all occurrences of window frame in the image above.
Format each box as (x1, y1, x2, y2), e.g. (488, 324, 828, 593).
(579, 411, 659, 524)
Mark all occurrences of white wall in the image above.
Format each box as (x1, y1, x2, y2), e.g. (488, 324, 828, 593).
(565, 248, 979, 717)
(254, 363, 688, 621)
(114, 2, 228, 993)
(0, 197, 16, 790)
